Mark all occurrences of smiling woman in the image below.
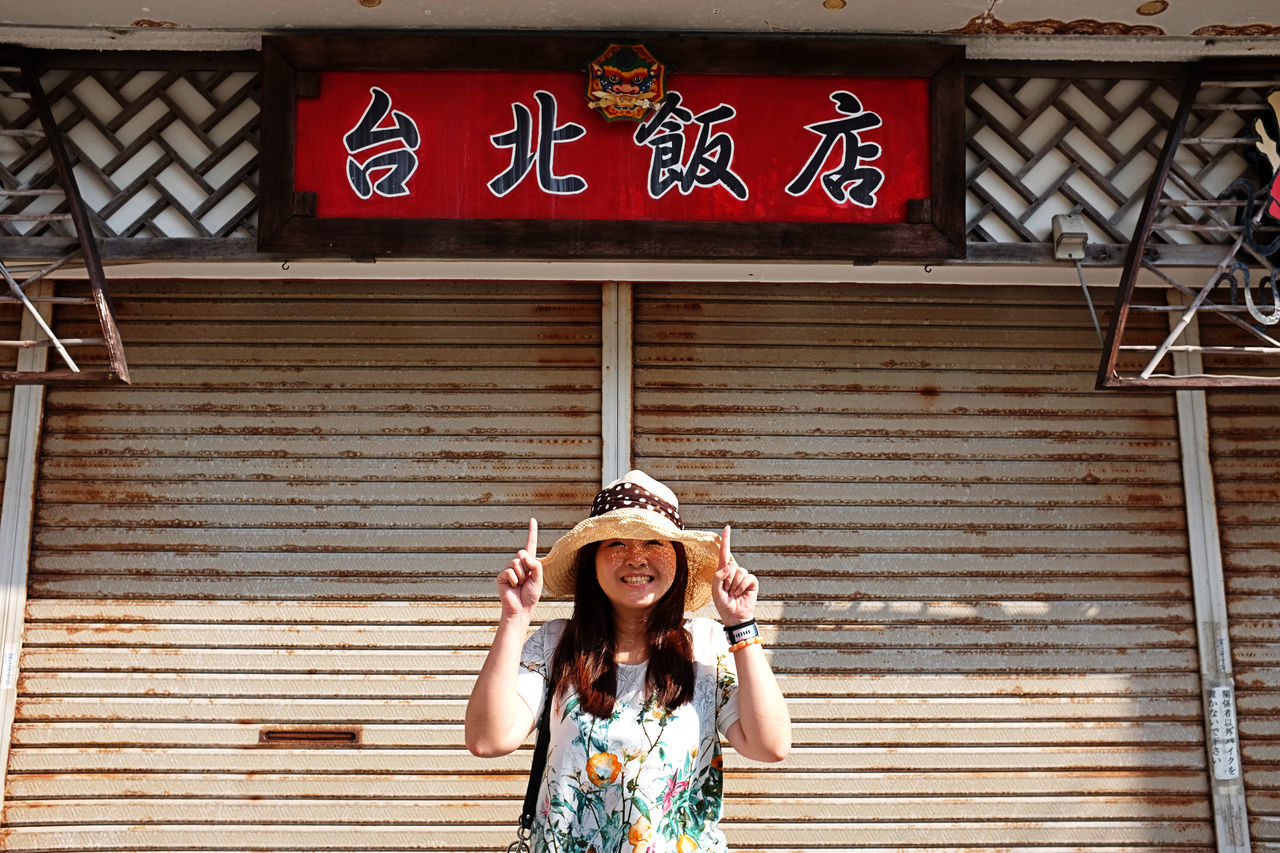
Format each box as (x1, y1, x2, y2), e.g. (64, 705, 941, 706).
(464, 470, 791, 853)
(595, 538, 679, 620)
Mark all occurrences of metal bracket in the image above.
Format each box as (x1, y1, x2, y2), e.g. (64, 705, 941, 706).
(1098, 61, 1280, 389)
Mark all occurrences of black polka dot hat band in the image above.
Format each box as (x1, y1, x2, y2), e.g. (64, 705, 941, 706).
(539, 470, 722, 611)
(590, 480, 683, 529)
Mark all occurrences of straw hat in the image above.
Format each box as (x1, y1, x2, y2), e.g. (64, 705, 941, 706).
(541, 470, 722, 611)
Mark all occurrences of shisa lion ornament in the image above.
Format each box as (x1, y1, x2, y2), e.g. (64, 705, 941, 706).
(586, 43, 666, 122)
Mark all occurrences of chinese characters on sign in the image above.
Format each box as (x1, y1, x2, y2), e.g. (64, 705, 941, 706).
(786, 91, 884, 208)
(488, 90, 587, 197)
(295, 71, 930, 223)
(344, 86, 420, 200)
(633, 92, 748, 201)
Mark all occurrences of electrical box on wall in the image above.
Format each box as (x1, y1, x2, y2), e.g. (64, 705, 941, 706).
(1052, 213, 1088, 261)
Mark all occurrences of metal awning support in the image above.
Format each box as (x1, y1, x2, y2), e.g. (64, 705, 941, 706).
(1137, 232, 1247, 379)
(0, 52, 129, 385)
(1098, 60, 1280, 388)
(1, 257, 80, 372)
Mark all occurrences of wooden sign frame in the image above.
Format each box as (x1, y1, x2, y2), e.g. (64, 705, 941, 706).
(259, 33, 965, 261)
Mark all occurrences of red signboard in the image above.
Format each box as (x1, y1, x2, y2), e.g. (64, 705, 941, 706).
(259, 34, 965, 260)
(295, 72, 931, 224)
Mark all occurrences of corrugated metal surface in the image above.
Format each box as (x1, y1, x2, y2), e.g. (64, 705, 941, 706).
(2, 280, 601, 851)
(1210, 386, 1280, 845)
(632, 283, 1213, 849)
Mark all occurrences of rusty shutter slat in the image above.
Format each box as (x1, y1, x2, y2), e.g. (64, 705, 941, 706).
(1210, 387, 1280, 844)
(3, 280, 600, 851)
(632, 282, 1212, 849)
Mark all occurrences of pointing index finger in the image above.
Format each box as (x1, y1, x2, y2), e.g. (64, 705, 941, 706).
(719, 525, 732, 569)
(526, 518, 538, 557)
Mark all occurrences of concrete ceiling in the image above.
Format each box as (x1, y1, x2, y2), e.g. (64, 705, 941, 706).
(2, 0, 1278, 58)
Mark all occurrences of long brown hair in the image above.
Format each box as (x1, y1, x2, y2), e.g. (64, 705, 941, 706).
(550, 541, 695, 717)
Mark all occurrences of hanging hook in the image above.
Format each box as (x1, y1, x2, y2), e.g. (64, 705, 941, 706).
(923, 264, 932, 274)
(281, 260, 291, 271)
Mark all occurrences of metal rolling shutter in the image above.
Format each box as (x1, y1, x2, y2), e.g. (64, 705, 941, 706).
(1210, 388, 1280, 845)
(632, 282, 1212, 849)
(3, 280, 601, 851)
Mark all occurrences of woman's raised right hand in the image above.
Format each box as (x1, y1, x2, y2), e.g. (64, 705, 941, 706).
(498, 518, 543, 620)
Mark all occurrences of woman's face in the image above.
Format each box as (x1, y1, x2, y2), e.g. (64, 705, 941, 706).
(594, 538, 677, 616)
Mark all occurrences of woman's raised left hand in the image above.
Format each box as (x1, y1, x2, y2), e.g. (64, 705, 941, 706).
(712, 525, 758, 625)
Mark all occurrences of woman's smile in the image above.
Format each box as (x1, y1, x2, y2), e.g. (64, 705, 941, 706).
(596, 538, 677, 611)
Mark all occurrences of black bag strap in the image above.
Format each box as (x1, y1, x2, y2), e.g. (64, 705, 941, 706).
(519, 675, 555, 832)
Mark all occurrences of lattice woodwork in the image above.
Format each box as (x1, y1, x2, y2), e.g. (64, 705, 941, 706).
(0, 64, 259, 249)
(966, 72, 1257, 261)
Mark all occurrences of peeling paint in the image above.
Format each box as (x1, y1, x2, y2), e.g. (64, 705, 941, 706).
(951, 14, 1164, 35)
(129, 18, 183, 28)
(1191, 23, 1280, 36)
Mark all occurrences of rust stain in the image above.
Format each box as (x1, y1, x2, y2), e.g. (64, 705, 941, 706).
(130, 18, 183, 28)
(530, 303, 588, 314)
(1192, 23, 1280, 36)
(227, 449, 290, 459)
(951, 14, 1164, 35)
(1118, 491, 1166, 506)
(535, 357, 600, 367)
(530, 489, 590, 503)
(1232, 487, 1280, 502)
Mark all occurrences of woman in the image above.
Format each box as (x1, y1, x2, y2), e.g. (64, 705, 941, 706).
(465, 470, 790, 853)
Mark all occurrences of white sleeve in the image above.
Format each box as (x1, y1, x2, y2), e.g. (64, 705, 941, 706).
(515, 619, 565, 720)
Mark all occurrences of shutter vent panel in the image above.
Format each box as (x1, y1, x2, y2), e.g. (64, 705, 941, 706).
(5, 280, 599, 851)
(632, 282, 1212, 850)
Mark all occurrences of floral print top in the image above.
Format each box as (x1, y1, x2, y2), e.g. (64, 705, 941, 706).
(516, 617, 741, 853)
